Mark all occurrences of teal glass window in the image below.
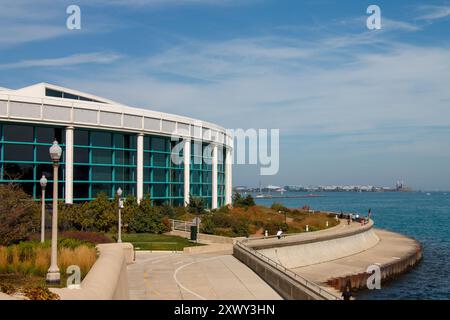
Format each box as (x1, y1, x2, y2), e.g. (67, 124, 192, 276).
(3, 124, 34, 142)
(92, 166, 112, 181)
(92, 149, 112, 164)
(0, 122, 66, 200)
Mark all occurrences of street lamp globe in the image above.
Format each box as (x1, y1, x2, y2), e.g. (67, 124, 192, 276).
(49, 140, 62, 162)
(117, 187, 123, 197)
(40, 175, 47, 188)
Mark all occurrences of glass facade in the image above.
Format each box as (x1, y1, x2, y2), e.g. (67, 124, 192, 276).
(0, 121, 226, 207)
(143, 135, 184, 206)
(218, 147, 226, 207)
(73, 129, 137, 200)
(0, 122, 65, 200)
(190, 142, 213, 208)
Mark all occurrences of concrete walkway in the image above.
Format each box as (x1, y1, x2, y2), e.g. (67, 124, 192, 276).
(291, 229, 420, 292)
(246, 219, 371, 249)
(127, 251, 282, 300)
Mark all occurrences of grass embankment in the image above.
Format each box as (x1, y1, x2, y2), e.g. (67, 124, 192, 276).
(121, 233, 203, 251)
(200, 204, 340, 237)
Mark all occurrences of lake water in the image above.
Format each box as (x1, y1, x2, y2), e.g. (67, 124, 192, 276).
(254, 191, 450, 300)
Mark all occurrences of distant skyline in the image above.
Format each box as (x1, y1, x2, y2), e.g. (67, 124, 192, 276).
(1, 0, 450, 190)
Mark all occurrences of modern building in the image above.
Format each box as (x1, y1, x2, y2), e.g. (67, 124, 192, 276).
(0, 83, 233, 208)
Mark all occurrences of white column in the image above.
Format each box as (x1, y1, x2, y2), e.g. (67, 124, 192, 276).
(183, 139, 191, 206)
(212, 144, 218, 209)
(225, 147, 232, 205)
(64, 126, 74, 204)
(137, 133, 144, 203)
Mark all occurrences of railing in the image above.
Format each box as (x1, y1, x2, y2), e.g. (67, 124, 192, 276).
(169, 219, 198, 232)
(235, 240, 340, 300)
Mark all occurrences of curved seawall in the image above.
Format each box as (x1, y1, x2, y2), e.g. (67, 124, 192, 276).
(258, 228, 379, 269)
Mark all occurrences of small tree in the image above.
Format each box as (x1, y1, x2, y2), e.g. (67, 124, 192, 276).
(0, 184, 40, 245)
(85, 193, 116, 232)
(121, 194, 139, 233)
(187, 195, 206, 215)
(233, 192, 255, 208)
(129, 194, 169, 233)
(159, 202, 175, 219)
(232, 192, 242, 207)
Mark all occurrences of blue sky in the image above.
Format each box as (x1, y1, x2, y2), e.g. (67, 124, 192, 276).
(1, 0, 450, 190)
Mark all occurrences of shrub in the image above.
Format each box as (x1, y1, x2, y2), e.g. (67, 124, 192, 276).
(187, 195, 206, 215)
(160, 202, 175, 218)
(271, 202, 288, 212)
(128, 195, 168, 233)
(59, 245, 97, 277)
(199, 212, 250, 237)
(0, 241, 97, 277)
(23, 286, 59, 300)
(121, 194, 140, 232)
(61, 231, 112, 244)
(232, 192, 255, 208)
(58, 238, 94, 249)
(0, 283, 16, 295)
(0, 184, 40, 246)
(199, 215, 216, 234)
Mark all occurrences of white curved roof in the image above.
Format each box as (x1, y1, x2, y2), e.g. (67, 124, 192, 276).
(0, 83, 232, 148)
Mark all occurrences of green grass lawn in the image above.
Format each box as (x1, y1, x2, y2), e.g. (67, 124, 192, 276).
(121, 233, 204, 251)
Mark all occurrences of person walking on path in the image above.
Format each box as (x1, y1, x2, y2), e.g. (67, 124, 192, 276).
(347, 214, 351, 225)
(277, 229, 283, 239)
(342, 286, 353, 301)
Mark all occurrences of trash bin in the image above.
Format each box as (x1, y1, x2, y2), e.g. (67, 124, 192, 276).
(190, 225, 198, 241)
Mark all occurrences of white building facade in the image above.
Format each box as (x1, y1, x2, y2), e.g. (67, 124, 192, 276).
(0, 83, 233, 208)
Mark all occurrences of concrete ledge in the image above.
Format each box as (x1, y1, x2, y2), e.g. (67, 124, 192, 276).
(166, 230, 235, 244)
(50, 243, 134, 300)
(0, 292, 19, 300)
(183, 243, 233, 254)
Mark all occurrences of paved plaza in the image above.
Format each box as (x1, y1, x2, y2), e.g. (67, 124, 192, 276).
(127, 251, 282, 300)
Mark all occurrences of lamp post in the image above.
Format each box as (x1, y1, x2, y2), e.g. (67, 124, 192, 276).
(39, 175, 47, 243)
(117, 187, 123, 243)
(46, 140, 62, 284)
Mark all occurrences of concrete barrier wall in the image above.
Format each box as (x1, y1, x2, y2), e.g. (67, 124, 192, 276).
(233, 244, 337, 300)
(258, 229, 380, 269)
(50, 243, 134, 300)
(184, 243, 233, 254)
(0, 293, 18, 300)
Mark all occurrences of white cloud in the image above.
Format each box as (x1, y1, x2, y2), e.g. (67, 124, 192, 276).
(85, 0, 255, 7)
(0, 52, 122, 70)
(48, 36, 450, 143)
(382, 18, 421, 31)
(417, 5, 450, 21)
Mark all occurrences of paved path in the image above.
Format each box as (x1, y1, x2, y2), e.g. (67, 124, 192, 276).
(245, 219, 371, 249)
(291, 229, 420, 292)
(127, 251, 282, 300)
